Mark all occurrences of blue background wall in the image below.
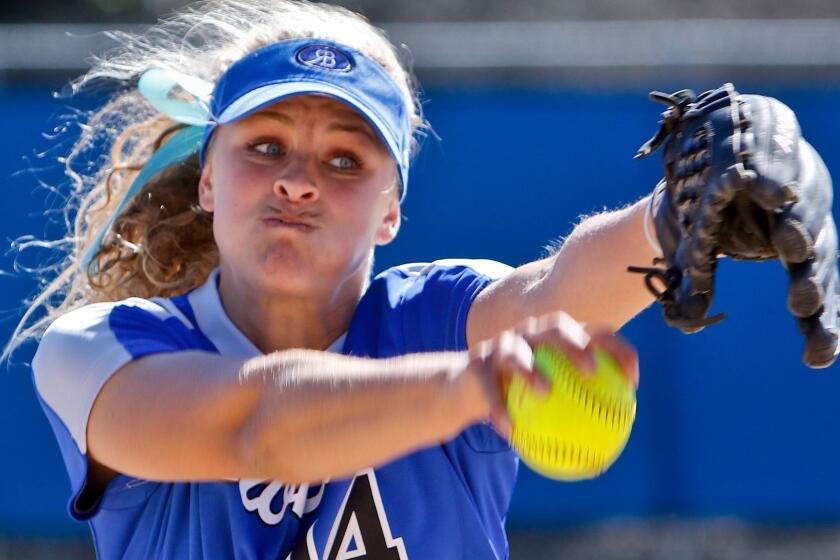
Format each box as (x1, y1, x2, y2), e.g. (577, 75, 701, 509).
(3, 81, 840, 535)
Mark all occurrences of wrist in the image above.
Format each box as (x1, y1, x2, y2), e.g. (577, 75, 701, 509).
(426, 352, 487, 433)
(382, 351, 482, 439)
(441, 353, 488, 429)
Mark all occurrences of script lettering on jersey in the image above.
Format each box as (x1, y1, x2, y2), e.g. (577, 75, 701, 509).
(239, 479, 326, 526)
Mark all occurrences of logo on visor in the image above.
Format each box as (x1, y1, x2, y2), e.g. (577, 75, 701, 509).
(295, 45, 353, 72)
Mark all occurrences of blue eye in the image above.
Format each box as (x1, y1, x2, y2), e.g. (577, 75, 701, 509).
(329, 155, 358, 170)
(252, 142, 283, 156)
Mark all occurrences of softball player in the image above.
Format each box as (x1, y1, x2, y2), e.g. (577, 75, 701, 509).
(16, 1, 653, 558)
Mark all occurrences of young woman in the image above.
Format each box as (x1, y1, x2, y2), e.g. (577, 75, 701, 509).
(14, 1, 653, 558)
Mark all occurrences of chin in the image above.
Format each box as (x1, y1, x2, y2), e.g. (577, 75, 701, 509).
(224, 242, 371, 298)
(254, 259, 318, 296)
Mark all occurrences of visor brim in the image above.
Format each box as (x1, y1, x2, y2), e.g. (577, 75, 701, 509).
(216, 81, 407, 189)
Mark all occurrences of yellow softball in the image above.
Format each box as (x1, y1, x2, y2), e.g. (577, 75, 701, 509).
(506, 345, 637, 481)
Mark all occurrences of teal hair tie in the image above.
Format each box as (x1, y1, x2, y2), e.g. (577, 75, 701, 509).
(81, 68, 214, 271)
(137, 68, 213, 126)
(81, 124, 206, 271)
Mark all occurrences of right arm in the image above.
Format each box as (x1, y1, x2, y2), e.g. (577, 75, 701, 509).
(88, 349, 476, 485)
(86, 313, 637, 486)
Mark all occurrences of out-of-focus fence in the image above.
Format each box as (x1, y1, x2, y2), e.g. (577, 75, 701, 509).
(6, 20, 840, 75)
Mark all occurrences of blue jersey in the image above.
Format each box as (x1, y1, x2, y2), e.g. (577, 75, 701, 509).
(32, 260, 518, 560)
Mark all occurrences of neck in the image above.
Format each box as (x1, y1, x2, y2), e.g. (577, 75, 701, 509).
(216, 265, 367, 354)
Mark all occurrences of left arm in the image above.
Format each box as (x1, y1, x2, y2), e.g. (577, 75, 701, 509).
(467, 195, 658, 346)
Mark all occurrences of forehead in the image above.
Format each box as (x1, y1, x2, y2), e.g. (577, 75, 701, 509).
(248, 94, 373, 128)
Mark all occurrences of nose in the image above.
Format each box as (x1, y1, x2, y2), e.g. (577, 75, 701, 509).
(272, 157, 319, 203)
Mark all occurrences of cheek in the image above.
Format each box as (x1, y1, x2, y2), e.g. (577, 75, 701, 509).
(339, 161, 397, 210)
(206, 168, 272, 252)
(332, 192, 394, 249)
(212, 161, 270, 209)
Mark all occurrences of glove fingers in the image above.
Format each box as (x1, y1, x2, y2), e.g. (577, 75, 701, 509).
(799, 314, 839, 368)
(772, 215, 814, 265)
(792, 215, 839, 368)
(777, 141, 833, 239)
(787, 261, 824, 318)
(784, 218, 835, 317)
(744, 178, 798, 211)
(681, 174, 739, 293)
(682, 234, 716, 294)
(740, 95, 801, 210)
(665, 287, 715, 334)
(722, 192, 776, 258)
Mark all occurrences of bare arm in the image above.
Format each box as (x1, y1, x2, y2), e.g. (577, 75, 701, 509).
(87, 349, 486, 485)
(86, 306, 638, 486)
(88, 350, 488, 482)
(467, 196, 659, 346)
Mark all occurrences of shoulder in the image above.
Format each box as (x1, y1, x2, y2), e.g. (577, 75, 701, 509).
(43, 297, 193, 338)
(383, 258, 512, 303)
(37, 296, 198, 363)
(350, 259, 513, 353)
(32, 295, 206, 442)
(382, 258, 513, 283)
(368, 258, 513, 311)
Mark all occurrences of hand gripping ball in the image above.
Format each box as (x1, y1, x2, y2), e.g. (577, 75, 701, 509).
(506, 345, 637, 480)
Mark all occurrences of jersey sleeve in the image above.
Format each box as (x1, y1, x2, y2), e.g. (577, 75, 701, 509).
(388, 258, 514, 353)
(31, 297, 198, 519)
(382, 260, 520, 519)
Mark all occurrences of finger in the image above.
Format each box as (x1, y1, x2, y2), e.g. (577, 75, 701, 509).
(668, 282, 714, 332)
(587, 329, 640, 388)
(790, 227, 839, 368)
(680, 178, 728, 297)
(520, 312, 597, 373)
(772, 214, 814, 265)
(494, 331, 535, 378)
(799, 315, 839, 369)
(784, 220, 834, 318)
(786, 261, 824, 318)
(548, 311, 591, 349)
(739, 95, 800, 211)
(524, 367, 552, 395)
(769, 140, 831, 264)
(469, 357, 515, 430)
(744, 175, 797, 211)
(515, 315, 541, 338)
(524, 328, 597, 373)
(473, 338, 494, 360)
(727, 191, 774, 254)
(780, 141, 832, 231)
(495, 331, 551, 395)
(478, 357, 515, 435)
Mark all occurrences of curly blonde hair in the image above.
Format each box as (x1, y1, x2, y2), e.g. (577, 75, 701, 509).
(5, 0, 424, 361)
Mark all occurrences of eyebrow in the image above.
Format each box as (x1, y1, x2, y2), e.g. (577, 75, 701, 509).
(249, 110, 293, 125)
(249, 109, 383, 149)
(326, 122, 380, 147)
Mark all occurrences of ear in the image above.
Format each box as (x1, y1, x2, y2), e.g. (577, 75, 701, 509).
(198, 163, 215, 213)
(374, 194, 401, 245)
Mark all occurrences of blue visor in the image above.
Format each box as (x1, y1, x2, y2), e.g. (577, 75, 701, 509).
(200, 38, 412, 198)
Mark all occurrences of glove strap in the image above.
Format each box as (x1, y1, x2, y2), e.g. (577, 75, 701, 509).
(626, 264, 727, 329)
(643, 193, 663, 255)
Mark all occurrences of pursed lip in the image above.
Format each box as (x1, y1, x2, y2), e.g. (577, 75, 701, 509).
(261, 211, 318, 231)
